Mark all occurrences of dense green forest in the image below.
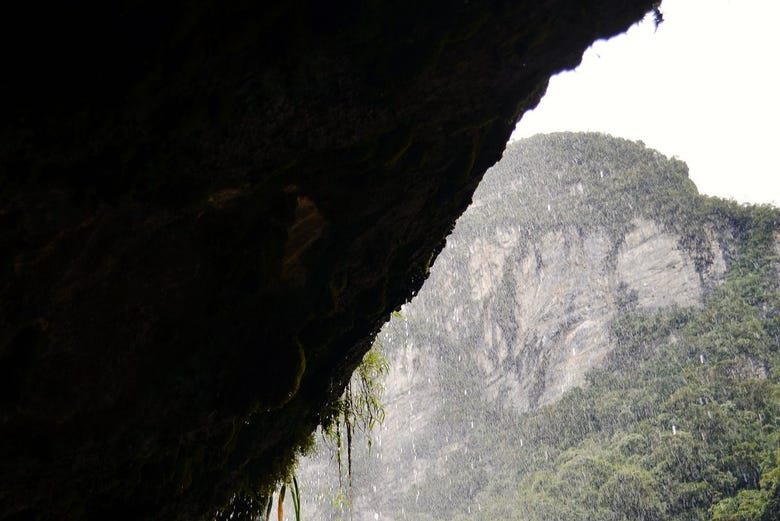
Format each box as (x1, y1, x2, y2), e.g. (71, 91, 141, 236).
(308, 133, 780, 521)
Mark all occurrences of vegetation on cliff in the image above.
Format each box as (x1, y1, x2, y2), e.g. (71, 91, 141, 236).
(307, 133, 780, 521)
(433, 134, 779, 521)
(468, 132, 716, 272)
(450, 200, 780, 521)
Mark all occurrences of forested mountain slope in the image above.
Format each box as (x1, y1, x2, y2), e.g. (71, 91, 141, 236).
(302, 133, 780, 521)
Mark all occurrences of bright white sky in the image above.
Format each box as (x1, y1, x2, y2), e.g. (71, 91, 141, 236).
(510, 0, 780, 206)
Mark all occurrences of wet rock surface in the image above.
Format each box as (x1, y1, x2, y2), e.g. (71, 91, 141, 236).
(0, 4, 654, 519)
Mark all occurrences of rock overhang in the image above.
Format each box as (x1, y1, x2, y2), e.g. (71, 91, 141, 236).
(0, 1, 656, 518)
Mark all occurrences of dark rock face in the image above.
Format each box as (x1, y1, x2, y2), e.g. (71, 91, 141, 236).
(0, 1, 653, 519)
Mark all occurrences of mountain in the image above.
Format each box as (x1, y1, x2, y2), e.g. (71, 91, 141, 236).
(300, 132, 780, 521)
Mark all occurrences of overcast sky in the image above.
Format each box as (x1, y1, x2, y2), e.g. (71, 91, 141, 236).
(510, 0, 779, 206)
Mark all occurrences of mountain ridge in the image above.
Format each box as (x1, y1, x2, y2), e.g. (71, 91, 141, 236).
(301, 132, 780, 521)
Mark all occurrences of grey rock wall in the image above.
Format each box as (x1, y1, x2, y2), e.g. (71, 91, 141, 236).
(396, 217, 726, 414)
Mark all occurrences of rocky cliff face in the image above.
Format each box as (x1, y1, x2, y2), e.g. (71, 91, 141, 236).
(301, 133, 761, 521)
(433, 217, 727, 412)
(386, 134, 730, 413)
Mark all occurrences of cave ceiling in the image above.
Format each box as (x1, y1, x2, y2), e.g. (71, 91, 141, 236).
(0, 1, 655, 519)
